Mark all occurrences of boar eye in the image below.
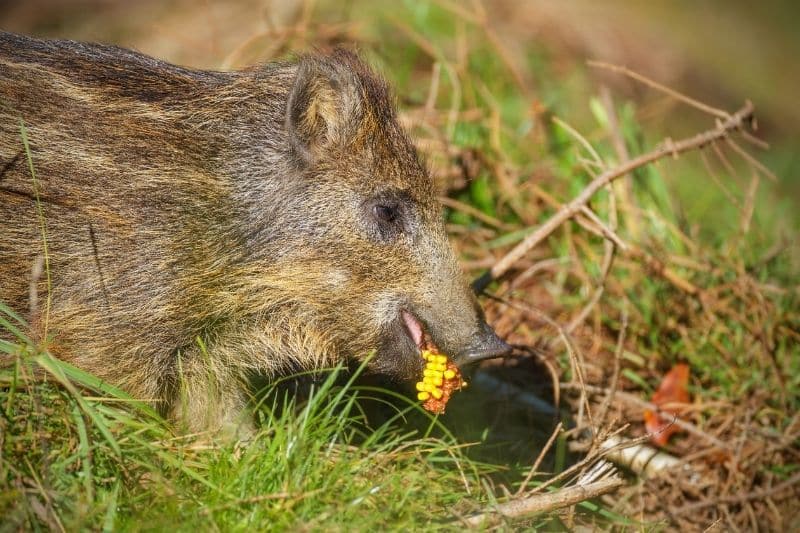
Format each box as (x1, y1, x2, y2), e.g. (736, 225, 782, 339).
(365, 196, 409, 242)
(373, 204, 399, 223)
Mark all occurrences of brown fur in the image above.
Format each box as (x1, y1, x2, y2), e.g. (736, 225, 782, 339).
(0, 32, 505, 434)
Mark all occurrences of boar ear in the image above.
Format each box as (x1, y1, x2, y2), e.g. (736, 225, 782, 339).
(285, 56, 362, 165)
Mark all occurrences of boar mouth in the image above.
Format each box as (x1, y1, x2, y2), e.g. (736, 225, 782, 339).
(400, 309, 426, 352)
(400, 309, 512, 368)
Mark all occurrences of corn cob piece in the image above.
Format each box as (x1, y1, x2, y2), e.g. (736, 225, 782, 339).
(414, 346, 467, 414)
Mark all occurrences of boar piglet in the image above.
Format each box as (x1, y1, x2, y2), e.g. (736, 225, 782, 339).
(0, 32, 509, 433)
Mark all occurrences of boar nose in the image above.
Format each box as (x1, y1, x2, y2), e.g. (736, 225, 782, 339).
(453, 321, 512, 366)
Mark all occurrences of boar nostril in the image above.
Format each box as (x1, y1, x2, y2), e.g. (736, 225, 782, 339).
(454, 322, 512, 366)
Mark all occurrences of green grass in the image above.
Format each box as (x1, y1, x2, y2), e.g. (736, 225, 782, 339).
(1, 304, 513, 530)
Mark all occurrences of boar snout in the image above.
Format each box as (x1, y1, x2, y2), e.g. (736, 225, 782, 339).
(453, 320, 512, 366)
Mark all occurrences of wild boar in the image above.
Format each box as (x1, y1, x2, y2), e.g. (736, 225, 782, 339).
(0, 32, 509, 433)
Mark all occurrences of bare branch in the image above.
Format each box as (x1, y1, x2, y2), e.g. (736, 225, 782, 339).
(587, 60, 730, 120)
(473, 102, 755, 292)
(463, 476, 626, 527)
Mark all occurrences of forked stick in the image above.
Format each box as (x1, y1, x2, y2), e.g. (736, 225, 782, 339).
(473, 101, 755, 292)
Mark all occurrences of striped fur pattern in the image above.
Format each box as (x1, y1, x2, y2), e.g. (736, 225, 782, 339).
(0, 32, 492, 434)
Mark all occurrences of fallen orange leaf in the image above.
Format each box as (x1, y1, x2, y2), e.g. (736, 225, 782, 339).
(644, 363, 690, 446)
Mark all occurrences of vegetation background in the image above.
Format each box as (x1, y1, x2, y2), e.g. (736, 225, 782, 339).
(1, 0, 798, 530)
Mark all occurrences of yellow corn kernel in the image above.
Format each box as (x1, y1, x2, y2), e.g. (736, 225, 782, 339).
(436, 355, 448, 364)
(431, 388, 443, 399)
(435, 364, 447, 372)
(423, 369, 436, 377)
(443, 369, 456, 379)
(417, 391, 430, 401)
(433, 377, 443, 386)
(415, 382, 426, 392)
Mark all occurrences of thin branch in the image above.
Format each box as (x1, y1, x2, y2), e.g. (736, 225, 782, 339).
(473, 101, 755, 292)
(587, 60, 730, 120)
(699, 149, 742, 208)
(463, 476, 626, 527)
(563, 284, 604, 336)
(516, 422, 564, 496)
(600, 86, 641, 238)
(624, 245, 700, 295)
(560, 382, 734, 451)
(672, 471, 800, 517)
(439, 196, 511, 230)
(579, 206, 628, 251)
(724, 136, 777, 182)
(552, 116, 605, 167)
(596, 307, 627, 427)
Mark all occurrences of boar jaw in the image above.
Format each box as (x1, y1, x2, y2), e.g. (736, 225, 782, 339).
(399, 308, 511, 368)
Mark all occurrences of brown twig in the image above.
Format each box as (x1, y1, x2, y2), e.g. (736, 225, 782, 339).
(671, 471, 800, 517)
(516, 422, 564, 496)
(560, 382, 734, 451)
(579, 206, 627, 251)
(463, 476, 626, 527)
(624, 245, 700, 295)
(596, 307, 627, 428)
(438, 196, 512, 230)
(473, 101, 755, 292)
(600, 86, 641, 238)
(699, 149, 742, 208)
(725, 136, 777, 182)
(587, 60, 730, 120)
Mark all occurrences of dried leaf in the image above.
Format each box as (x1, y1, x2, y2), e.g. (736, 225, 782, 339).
(644, 363, 690, 446)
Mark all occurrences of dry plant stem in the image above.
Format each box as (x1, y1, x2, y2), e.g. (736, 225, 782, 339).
(438, 196, 510, 230)
(724, 135, 777, 182)
(738, 169, 760, 241)
(699, 149, 742, 208)
(579, 206, 628, 251)
(28, 255, 44, 316)
(596, 307, 627, 428)
(711, 141, 743, 186)
(560, 118, 620, 339)
(463, 477, 626, 527)
(561, 382, 733, 451)
(552, 116, 604, 166)
(564, 285, 604, 337)
(564, 206, 622, 336)
(425, 62, 441, 115)
(516, 422, 564, 496)
(556, 315, 594, 431)
(527, 427, 631, 497)
(600, 86, 640, 238)
(625, 246, 700, 295)
(473, 101, 755, 293)
(587, 60, 730, 120)
(672, 471, 800, 517)
(433, 0, 534, 98)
